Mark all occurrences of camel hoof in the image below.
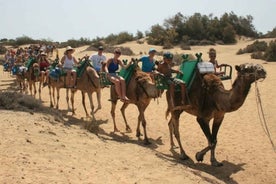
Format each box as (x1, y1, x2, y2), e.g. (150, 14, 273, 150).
(180, 153, 189, 160)
(211, 160, 223, 167)
(126, 127, 132, 133)
(114, 128, 119, 132)
(136, 131, 142, 137)
(170, 145, 179, 150)
(143, 139, 151, 145)
(195, 152, 204, 162)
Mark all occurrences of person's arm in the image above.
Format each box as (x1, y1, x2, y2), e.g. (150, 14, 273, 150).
(73, 57, 78, 64)
(59, 56, 65, 66)
(105, 59, 111, 73)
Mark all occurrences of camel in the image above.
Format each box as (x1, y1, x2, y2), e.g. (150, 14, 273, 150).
(15, 66, 28, 93)
(47, 58, 101, 118)
(165, 61, 267, 166)
(26, 61, 43, 99)
(108, 62, 161, 144)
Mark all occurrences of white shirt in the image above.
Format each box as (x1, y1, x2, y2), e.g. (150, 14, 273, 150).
(63, 55, 74, 69)
(89, 53, 106, 72)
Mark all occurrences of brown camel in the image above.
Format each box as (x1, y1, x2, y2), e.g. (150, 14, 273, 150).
(109, 63, 161, 144)
(166, 62, 267, 166)
(26, 62, 43, 99)
(15, 66, 28, 94)
(47, 58, 101, 118)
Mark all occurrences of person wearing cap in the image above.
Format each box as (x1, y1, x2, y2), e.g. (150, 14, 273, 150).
(156, 51, 189, 107)
(88, 46, 106, 108)
(38, 52, 50, 86)
(105, 48, 132, 102)
(138, 48, 157, 73)
(60, 46, 78, 88)
(89, 46, 106, 73)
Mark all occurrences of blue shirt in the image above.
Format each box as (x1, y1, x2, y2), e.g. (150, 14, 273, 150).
(140, 56, 155, 72)
(108, 59, 119, 74)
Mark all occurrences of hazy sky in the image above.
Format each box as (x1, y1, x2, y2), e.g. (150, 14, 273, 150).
(0, 0, 275, 42)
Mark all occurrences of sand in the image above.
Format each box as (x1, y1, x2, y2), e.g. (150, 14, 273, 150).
(1, 38, 276, 184)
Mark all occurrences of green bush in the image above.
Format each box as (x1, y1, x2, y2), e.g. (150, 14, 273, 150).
(0, 45, 7, 55)
(264, 40, 276, 61)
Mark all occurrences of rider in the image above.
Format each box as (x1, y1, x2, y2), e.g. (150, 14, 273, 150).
(105, 48, 132, 102)
(156, 52, 189, 107)
(38, 52, 50, 86)
(60, 46, 78, 88)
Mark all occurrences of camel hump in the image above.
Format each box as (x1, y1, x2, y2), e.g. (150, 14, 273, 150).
(203, 74, 223, 90)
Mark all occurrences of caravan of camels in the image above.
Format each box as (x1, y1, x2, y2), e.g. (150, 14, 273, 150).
(2, 43, 267, 168)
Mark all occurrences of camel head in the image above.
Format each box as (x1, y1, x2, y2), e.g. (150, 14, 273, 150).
(135, 70, 161, 98)
(235, 63, 267, 82)
(32, 63, 40, 77)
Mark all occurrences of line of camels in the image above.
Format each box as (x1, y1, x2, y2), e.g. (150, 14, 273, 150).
(15, 53, 267, 167)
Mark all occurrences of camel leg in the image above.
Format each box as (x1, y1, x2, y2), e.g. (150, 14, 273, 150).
(110, 86, 119, 132)
(48, 86, 54, 108)
(210, 118, 223, 167)
(38, 82, 42, 101)
(56, 88, 60, 109)
(168, 118, 177, 149)
(138, 105, 150, 145)
(80, 91, 88, 117)
(111, 101, 119, 132)
(120, 103, 131, 132)
(33, 83, 37, 98)
(171, 112, 189, 160)
(71, 90, 77, 115)
(87, 92, 95, 116)
(195, 117, 223, 167)
(66, 89, 70, 111)
(29, 82, 33, 96)
(96, 89, 102, 110)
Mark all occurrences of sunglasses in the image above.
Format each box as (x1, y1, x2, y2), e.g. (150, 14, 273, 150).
(115, 51, 121, 55)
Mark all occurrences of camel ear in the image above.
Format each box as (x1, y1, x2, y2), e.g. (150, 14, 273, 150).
(235, 65, 241, 72)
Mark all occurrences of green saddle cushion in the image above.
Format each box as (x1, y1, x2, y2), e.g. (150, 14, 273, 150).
(119, 63, 135, 85)
(25, 58, 36, 71)
(176, 59, 199, 90)
(75, 59, 92, 78)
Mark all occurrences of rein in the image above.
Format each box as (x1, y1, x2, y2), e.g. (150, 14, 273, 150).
(254, 73, 276, 152)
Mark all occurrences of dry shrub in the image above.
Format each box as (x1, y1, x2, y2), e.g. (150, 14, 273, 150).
(0, 92, 42, 111)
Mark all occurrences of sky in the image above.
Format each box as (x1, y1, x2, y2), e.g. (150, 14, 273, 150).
(0, 0, 275, 42)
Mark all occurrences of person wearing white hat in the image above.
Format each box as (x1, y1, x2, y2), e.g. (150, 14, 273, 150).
(60, 46, 78, 88)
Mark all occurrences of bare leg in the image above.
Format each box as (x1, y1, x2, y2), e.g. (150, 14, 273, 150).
(120, 77, 129, 101)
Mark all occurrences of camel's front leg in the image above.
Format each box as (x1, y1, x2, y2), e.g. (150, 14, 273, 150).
(48, 86, 54, 108)
(87, 92, 95, 118)
(120, 103, 131, 132)
(110, 86, 119, 132)
(210, 119, 223, 167)
(66, 89, 70, 111)
(38, 82, 42, 100)
(138, 105, 150, 145)
(56, 88, 60, 109)
(96, 89, 102, 110)
(80, 91, 88, 117)
(111, 101, 119, 132)
(71, 90, 77, 115)
(196, 117, 223, 167)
